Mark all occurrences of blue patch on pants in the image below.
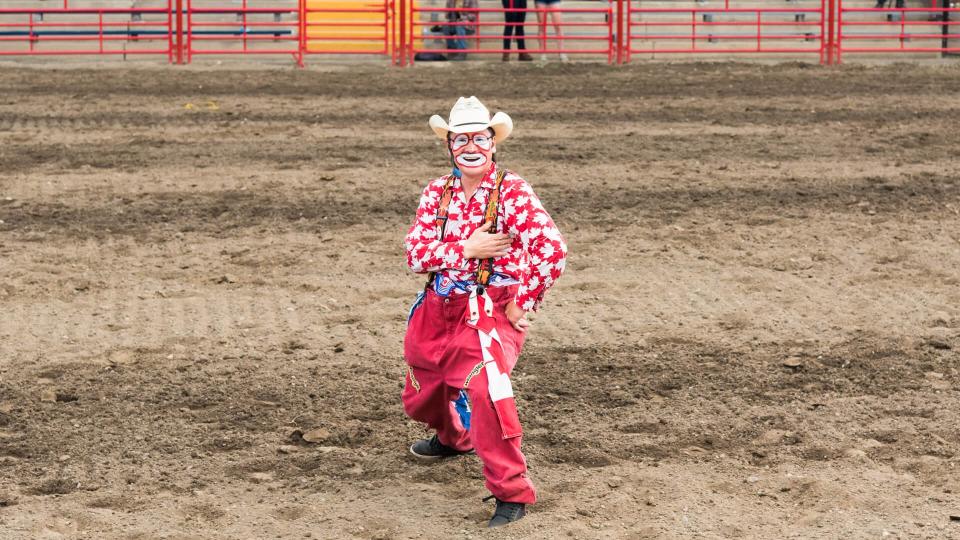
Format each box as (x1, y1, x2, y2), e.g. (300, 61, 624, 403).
(454, 390, 471, 430)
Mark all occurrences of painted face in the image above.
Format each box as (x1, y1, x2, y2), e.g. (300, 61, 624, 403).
(449, 131, 495, 175)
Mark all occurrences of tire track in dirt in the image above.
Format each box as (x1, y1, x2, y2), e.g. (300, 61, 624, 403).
(3, 174, 956, 237)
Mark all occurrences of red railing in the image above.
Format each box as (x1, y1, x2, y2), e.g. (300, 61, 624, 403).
(407, 2, 614, 64)
(0, 0, 958, 66)
(0, 1, 176, 60)
(302, 0, 393, 57)
(837, 3, 960, 62)
(185, 0, 303, 65)
(624, 1, 829, 64)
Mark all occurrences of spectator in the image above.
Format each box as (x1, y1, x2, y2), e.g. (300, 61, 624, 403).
(535, 0, 568, 62)
(502, 0, 533, 61)
(444, 0, 477, 61)
(875, 0, 905, 8)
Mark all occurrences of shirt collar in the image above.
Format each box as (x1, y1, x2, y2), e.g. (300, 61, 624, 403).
(477, 165, 498, 190)
(452, 164, 497, 191)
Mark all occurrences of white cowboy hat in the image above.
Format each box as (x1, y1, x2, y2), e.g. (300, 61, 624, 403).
(429, 96, 513, 144)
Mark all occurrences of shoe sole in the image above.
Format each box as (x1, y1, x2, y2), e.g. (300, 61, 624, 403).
(408, 444, 474, 461)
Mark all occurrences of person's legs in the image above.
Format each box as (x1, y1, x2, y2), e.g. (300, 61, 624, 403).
(465, 368, 536, 504)
(444, 24, 468, 59)
(402, 366, 472, 451)
(442, 286, 535, 504)
(534, 1, 547, 59)
(403, 292, 472, 450)
(515, 0, 528, 51)
(548, 6, 567, 60)
(502, 0, 515, 52)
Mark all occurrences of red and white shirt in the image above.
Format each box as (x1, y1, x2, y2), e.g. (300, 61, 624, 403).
(405, 166, 567, 312)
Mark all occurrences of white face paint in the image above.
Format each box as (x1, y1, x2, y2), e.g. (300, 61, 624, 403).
(451, 133, 493, 151)
(450, 130, 495, 176)
(455, 152, 488, 168)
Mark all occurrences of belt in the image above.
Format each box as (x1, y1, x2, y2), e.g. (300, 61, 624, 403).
(432, 272, 520, 297)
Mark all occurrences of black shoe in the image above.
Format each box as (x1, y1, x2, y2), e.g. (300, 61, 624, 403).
(409, 434, 472, 460)
(485, 496, 526, 528)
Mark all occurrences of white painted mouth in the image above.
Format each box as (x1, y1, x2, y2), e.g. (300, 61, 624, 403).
(456, 153, 487, 168)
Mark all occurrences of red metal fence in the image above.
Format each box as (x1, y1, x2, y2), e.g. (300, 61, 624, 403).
(0, 1, 176, 60)
(1, 0, 959, 65)
(624, 2, 828, 64)
(837, 2, 959, 62)
(405, 2, 614, 65)
(185, 0, 303, 65)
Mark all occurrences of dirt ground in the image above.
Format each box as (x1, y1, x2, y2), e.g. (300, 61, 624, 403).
(1, 60, 959, 539)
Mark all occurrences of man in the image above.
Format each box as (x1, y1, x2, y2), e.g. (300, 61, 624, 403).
(402, 97, 567, 528)
(443, 0, 477, 61)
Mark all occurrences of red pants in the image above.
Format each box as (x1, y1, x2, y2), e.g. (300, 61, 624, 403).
(403, 285, 536, 504)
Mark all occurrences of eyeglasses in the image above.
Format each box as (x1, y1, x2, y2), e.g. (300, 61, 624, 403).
(450, 133, 493, 151)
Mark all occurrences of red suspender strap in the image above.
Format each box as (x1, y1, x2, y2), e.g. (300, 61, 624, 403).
(476, 169, 506, 288)
(424, 175, 456, 291)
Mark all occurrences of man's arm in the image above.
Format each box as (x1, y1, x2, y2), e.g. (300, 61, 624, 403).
(503, 180, 568, 312)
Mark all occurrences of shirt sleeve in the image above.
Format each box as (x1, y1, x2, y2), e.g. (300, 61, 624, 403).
(404, 180, 471, 274)
(502, 179, 567, 312)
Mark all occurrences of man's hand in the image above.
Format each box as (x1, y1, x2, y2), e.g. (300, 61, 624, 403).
(463, 221, 512, 259)
(505, 301, 530, 333)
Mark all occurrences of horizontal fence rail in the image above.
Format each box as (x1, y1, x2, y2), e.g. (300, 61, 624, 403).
(185, 0, 303, 65)
(625, 3, 828, 63)
(0, 1, 175, 60)
(837, 4, 960, 62)
(303, 0, 394, 57)
(406, 3, 614, 64)
(0, 0, 958, 65)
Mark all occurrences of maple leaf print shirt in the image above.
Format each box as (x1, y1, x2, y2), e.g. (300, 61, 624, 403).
(405, 167, 567, 312)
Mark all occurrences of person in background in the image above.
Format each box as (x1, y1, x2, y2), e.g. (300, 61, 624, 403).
(535, 0, 568, 62)
(501, 0, 533, 61)
(444, 0, 478, 60)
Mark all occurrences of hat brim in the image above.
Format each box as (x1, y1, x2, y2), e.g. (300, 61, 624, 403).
(430, 111, 513, 144)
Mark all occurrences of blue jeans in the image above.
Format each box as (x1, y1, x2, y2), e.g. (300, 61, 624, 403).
(444, 24, 467, 51)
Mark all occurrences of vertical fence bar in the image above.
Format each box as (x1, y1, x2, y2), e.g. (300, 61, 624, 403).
(399, 0, 407, 65)
(943, 1, 951, 56)
(408, 0, 415, 66)
(99, 10, 104, 53)
(835, 0, 842, 64)
(176, 0, 184, 64)
(756, 10, 761, 51)
(899, 8, 906, 50)
(167, 1, 173, 62)
(625, 0, 631, 63)
(187, 0, 192, 63)
(242, 0, 248, 54)
(690, 10, 694, 50)
(611, 0, 629, 65)
(28, 13, 35, 53)
(819, 0, 826, 64)
(390, 0, 397, 65)
(298, 0, 306, 67)
(382, 0, 389, 59)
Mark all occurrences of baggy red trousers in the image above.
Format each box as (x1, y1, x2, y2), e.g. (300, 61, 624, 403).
(402, 284, 536, 504)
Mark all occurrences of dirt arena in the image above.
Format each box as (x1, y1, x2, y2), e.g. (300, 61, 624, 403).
(1, 61, 959, 539)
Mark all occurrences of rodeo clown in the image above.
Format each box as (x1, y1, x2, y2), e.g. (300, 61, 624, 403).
(402, 96, 567, 527)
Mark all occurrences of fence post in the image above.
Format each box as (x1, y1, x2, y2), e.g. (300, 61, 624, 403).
(616, 0, 624, 64)
(827, 0, 842, 66)
(176, 0, 184, 64)
(834, 0, 841, 64)
(299, 0, 306, 67)
(399, 0, 407, 66)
